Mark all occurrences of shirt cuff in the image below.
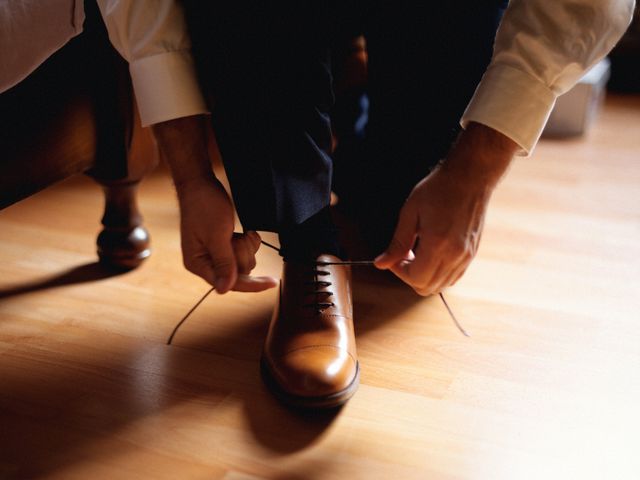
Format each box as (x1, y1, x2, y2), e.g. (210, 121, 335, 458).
(461, 64, 557, 156)
(129, 50, 208, 127)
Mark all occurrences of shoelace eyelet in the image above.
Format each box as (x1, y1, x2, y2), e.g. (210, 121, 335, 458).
(302, 263, 335, 313)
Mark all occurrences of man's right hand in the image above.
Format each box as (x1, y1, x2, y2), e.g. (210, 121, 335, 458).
(153, 115, 277, 294)
(176, 178, 277, 293)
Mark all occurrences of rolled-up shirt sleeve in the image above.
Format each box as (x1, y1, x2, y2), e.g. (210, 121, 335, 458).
(96, 0, 208, 126)
(461, 0, 636, 155)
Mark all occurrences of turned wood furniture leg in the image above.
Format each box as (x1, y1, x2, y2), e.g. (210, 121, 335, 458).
(90, 96, 157, 270)
(92, 108, 158, 269)
(84, 3, 158, 270)
(96, 178, 151, 269)
(88, 70, 158, 269)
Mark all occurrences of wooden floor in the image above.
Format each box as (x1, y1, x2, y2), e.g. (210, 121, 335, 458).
(1, 95, 639, 480)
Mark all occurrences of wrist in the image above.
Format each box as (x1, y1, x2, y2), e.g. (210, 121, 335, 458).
(173, 172, 218, 194)
(442, 122, 517, 189)
(173, 176, 225, 212)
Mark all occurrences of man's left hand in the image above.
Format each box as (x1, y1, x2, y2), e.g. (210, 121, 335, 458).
(374, 123, 518, 296)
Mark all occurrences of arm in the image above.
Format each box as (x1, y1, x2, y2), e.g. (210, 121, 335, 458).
(462, 0, 636, 155)
(152, 115, 277, 293)
(95, 0, 207, 126)
(376, 0, 635, 295)
(96, 0, 276, 292)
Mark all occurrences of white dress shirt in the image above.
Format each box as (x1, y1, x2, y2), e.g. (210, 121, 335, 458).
(0, 0, 84, 92)
(0, 0, 635, 155)
(461, 0, 636, 154)
(95, 0, 207, 126)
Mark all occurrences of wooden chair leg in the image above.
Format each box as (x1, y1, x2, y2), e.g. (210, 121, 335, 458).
(96, 179, 150, 269)
(85, 20, 158, 270)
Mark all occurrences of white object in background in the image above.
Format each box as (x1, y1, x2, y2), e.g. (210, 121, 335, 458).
(543, 58, 611, 137)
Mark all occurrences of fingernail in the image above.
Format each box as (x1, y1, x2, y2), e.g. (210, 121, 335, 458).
(374, 253, 388, 264)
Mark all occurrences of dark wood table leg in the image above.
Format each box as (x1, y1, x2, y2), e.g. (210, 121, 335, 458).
(82, 0, 159, 270)
(91, 94, 158, 270)
(96, 178, 151, 270)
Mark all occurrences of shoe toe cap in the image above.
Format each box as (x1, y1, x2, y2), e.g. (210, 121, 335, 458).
(272, 346, 357, 398)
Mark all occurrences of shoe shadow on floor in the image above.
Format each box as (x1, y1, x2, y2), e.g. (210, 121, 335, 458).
(0, 262, 423, 478)
(0, 261, 127, 302)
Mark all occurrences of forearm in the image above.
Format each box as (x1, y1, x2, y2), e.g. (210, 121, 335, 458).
(462, 0, 635, 155)
(152, 115, 216, 193)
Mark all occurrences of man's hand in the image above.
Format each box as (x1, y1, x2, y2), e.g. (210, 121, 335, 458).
(153, 115, 277, 294)
(176, 178, 277, 293)
(374, 123, 518, 296)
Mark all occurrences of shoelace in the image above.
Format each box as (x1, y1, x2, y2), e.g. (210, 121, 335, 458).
(261, 240, 467, 337)
(302, 264, 335, 313)
(167, 239, 469, 345)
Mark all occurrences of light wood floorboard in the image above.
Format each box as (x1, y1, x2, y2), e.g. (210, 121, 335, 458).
(1, 95, 639, 479)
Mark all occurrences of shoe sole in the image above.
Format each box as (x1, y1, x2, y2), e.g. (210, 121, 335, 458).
(260, 356, 360, 410)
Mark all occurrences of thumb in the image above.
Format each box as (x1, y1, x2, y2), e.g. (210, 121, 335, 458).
(374, 204, 417, 269)
(209, 238, 238, 294)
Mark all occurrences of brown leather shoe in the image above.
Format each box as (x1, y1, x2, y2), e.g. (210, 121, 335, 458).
(261, 254, 359, 408)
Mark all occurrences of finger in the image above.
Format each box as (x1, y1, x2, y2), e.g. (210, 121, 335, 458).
(236, 230, 261, 253)
(382, 248, 415, 282)
(422, 260, 455, 296)
(446, 260, 470, 287)
(390, 239, 440, 294)
(242, 237, 258, 271)
(207, 236, 238, 294)
(439, 241, 475, 290)
(374, 205, 417, 269)
(185, 252, 217, 286)
(232, 274, 279, 292)
(433, 243, 476, 293)
(392, 259, 444, 296)
(246, 230, 262, 252)
(434, 263, 462, 293)
(232, 235, 257, 275)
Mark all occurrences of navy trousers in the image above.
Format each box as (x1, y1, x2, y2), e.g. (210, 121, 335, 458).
(183, 1, 506, 248)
